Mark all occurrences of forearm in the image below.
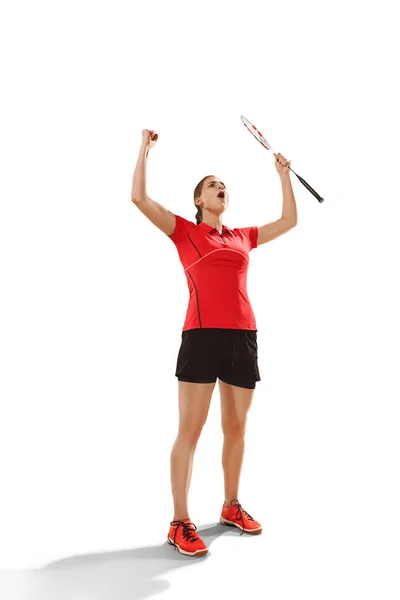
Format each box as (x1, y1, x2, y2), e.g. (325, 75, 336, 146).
(280, 174, 297, 223)
(131, 145, 149, 202)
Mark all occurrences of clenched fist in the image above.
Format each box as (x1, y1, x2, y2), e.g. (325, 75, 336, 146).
(142, 129, 158, 150)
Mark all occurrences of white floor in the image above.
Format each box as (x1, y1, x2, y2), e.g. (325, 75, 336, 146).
(1, 462, 399, 600)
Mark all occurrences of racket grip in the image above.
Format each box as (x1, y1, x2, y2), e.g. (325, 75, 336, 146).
(292, 170, 324, 203)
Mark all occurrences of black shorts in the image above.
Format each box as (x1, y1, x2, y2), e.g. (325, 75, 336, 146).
(175, 328, 261, 390)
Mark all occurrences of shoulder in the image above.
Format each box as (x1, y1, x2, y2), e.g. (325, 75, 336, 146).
(167, 214, 196, 242)
(232, 225, 258, 250)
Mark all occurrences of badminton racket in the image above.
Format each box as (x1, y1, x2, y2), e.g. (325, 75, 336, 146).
(240, 115, 324, 203)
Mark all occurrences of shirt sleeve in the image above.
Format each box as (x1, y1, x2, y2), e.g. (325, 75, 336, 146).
(167, 214, 189, 245)
(238, 226, 258, 250)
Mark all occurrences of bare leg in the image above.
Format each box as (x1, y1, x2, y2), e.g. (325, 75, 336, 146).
(170, 435, 197, 520)
(170, 381, 216, 521)
(218, 380, 255, 506)
(222, 433, 245, 505)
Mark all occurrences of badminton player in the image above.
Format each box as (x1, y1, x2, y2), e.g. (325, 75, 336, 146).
(131, 128, 297, 556)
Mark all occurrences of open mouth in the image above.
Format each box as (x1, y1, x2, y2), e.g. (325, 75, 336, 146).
(217, 192, 225, 198)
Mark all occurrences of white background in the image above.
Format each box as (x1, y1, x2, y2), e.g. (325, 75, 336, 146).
(1, 0, 399, 598)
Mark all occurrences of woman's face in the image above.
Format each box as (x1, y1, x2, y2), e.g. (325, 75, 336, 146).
(197, 176, 229, 212)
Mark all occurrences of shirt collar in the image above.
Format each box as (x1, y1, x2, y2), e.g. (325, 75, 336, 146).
(196, 221, 233, 236)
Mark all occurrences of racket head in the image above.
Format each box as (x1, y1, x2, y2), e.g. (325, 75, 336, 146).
(240, 115, 274, 152)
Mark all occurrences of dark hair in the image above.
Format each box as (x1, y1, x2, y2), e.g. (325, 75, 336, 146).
(193, 175, 214, 225)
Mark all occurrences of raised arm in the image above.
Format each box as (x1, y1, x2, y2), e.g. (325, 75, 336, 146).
(256, 217, 296, 246)
(131, 129, 176, 237)
(257, 154, 297, 246)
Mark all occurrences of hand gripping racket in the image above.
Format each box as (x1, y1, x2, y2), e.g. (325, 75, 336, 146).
(240, 115, 324, 203)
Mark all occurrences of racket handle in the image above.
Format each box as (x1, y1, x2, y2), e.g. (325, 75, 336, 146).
(290, 167, 324, 203)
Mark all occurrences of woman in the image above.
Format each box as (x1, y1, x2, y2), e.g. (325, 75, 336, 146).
(131, 128, 297, 557)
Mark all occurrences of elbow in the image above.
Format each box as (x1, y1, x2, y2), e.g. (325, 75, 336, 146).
(283, 216, 297, 228)
(131, 194, 146, 204)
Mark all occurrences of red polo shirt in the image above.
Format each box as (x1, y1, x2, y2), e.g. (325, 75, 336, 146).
(168, 214, 258, 331)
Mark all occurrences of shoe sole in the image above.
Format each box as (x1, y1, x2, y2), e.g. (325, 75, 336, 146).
(220, 516, 262, 534)
(167, 536, 209, 556)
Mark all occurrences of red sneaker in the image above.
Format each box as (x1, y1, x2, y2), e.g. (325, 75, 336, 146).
(220, 499, 262, 535)
(168, 518, 209, 556)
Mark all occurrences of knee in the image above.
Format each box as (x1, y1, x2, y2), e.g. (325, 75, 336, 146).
(222, 420, 246, 439)
(177, 423, 205, 447)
